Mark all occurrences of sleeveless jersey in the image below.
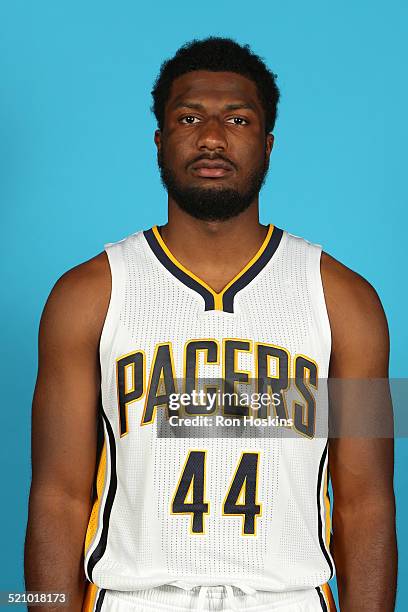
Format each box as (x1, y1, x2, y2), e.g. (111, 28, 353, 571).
(83, 223, 335, 597)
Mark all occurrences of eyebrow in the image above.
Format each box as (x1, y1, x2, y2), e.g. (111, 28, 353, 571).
(172, 101, 257, 112)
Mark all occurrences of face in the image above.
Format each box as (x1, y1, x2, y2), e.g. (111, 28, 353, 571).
(155, 71, 274, 222)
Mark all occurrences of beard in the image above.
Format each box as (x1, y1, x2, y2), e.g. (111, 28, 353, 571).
(158, 151, 270, 222)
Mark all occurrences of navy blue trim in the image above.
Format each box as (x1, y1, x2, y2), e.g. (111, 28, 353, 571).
(144, 227, 215, 310)
(86, 410, 117, 582)
(95, 588, 106, 611)
(315, 586, 328, 611)
(222, 226, 283, 312)
(143, 225, 283, 313)
(317, 441, 335, 579)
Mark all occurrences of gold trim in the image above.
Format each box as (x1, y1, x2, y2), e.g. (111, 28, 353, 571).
(84, 441, 107, 555)
(152, 224, 274, 310)
(321, 582, 337, 611)
(82, 582, 98, 612)
(324, 463, 331, 547)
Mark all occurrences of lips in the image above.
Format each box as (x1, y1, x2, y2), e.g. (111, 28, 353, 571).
(190, 159, 234, 178)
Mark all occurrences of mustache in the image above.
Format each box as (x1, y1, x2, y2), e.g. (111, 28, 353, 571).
(186, 153, 237, 171)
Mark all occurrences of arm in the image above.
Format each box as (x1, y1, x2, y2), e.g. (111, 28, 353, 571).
(24, 252, 111, 611)
(322, 252, 397, 611)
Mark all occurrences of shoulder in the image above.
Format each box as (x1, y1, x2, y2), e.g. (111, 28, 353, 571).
(40, 251, 111, 348)
(320, 251, 384, 319)
(48, 251, 110, 309)
(320, 251, 389, 376)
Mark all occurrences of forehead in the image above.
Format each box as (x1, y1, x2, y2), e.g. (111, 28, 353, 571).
(166, 70, 262, 112)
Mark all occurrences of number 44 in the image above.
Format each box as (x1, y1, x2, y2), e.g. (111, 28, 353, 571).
(171, 450, 262, 536)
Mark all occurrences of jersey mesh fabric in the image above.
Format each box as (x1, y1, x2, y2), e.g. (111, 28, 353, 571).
(83, 227, 335, 595)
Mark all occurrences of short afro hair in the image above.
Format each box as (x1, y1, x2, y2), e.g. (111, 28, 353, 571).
(151, 37, 280, 134)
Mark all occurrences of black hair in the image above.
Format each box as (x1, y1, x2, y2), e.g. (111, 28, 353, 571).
(151, 36, 280, 134)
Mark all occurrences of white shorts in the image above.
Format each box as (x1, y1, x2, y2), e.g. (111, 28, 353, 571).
(83, 582, 335, 612)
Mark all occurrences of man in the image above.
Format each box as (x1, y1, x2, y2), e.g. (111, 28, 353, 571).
(25, 37, 397, 611)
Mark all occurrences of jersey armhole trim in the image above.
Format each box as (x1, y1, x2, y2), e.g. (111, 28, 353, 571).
(99, 243, 126, 363)
(310, 245, 332, 361)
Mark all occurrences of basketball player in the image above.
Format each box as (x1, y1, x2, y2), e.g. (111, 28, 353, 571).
(25, 38, 397, 611)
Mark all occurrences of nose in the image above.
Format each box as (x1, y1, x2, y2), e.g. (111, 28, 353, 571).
(196, 117, 227, 152)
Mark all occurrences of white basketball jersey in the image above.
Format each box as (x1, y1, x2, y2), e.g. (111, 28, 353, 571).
(83, 223, 335, 602)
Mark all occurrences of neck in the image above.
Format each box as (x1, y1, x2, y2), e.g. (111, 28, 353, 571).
(157, 200, 270, 293)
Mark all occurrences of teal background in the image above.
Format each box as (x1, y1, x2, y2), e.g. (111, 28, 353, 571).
(1, 0, 406, 608)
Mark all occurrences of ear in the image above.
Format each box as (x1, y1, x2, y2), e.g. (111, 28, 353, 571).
(154, 129, 162, 153)
(265, 133, 274, 158)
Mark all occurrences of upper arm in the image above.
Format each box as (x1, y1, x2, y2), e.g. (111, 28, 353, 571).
(321, 252, 394, 511)
(323, 251, 389, 378)
(30, 252, 111, 502)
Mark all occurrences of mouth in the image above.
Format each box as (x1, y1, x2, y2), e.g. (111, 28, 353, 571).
(190, 160, 234, 179)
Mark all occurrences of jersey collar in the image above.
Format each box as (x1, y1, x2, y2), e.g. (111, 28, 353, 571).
(143, 223, 283, 313)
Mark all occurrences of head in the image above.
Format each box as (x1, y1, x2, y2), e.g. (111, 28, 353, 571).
(151, 37, 280, 222)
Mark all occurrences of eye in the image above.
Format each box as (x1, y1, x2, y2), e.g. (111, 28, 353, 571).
(227, 117, 249, 126)
(180, 116, 201, 124)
